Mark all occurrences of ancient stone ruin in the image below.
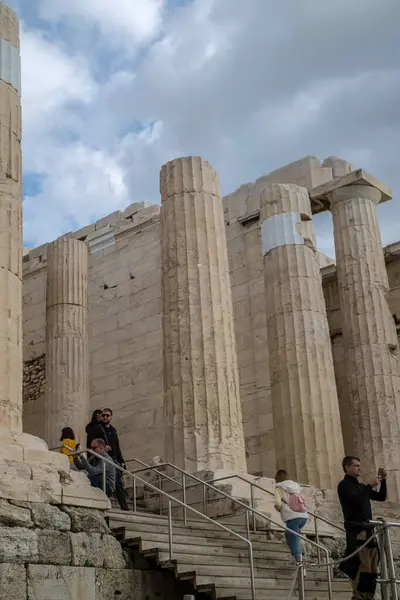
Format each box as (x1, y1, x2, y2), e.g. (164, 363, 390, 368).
(1, 0, 400, 598)
(22, 158, 400, 500)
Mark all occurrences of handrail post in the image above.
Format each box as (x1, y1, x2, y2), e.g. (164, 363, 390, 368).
(159, 473, 163, 515)
(250, 483, 256, 533)
(297, 563, 305, 600)
(168, 499, 173, 560)
(314, 511, 321, 563)
(245, 510, 256, 600)
(379, 527, 390, 600)
(383, 524, 398, 600)
(102, 460, 106, 494)
(182, 473, 187, 526)
(325, 548, 333, 600)
(203, 484, 207, 516)
(133, 478, 137, 513)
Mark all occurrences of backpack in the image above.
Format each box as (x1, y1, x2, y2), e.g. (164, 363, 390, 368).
(288, 492, 307, 513)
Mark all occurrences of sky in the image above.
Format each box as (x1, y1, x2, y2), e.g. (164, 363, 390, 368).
(7, 0, 400, 256)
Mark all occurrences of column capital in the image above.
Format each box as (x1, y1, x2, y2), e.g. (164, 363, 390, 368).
(310, 168, 392, 207)
(160, 156, 221, 202)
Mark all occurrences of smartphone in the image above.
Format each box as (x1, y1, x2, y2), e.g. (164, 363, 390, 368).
(378, 468, 384, 478)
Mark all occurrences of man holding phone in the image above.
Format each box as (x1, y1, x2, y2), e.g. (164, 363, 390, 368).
(337, 456, 387, 599)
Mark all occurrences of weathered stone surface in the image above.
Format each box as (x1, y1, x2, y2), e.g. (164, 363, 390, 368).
(261, 183, 344, 489)
(0, 527, 38, 563)
(161, 156, 246, 473)
(37, 531, 71, 565)
(45, 238, 89, 449)
(328, 181, 400, 501)
(60, 506, 109, 533)
(102, 534, 126, 569)
(61, 482, 111, 510)
(95, 569, 135, 600)
(31, 503, 71, 531)
(0, 564, 26, 600)
(70, 532, 103, 567)
(27, 565, 96, 600)
(0, 1, 23, 436)
(0, 498, 32, 527)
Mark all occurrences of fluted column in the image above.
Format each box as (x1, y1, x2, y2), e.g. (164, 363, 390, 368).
(328, 180, 400, 500)
(45, 238, 89, 450)
(0, 4, 22, 435)
(161, 156, 247, 473)
(261, 183, 344, 489)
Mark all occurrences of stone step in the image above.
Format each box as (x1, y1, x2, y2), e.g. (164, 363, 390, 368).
(109, 519, 283, 545)
(165, 561, 335, 582)
(195, 574, 350, 592)
(121, 530, 290, 552)
(213, 588, 350, 600)
(127, 537, 290, 560)
(157, 550, 291, 568)
(108, 509, 268, 533)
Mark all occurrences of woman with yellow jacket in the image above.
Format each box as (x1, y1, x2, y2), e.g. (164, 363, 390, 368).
(59, 427, 78, 467)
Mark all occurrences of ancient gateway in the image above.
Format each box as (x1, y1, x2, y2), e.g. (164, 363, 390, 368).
(21, 149, 400, 499)
(1, 1, 400, 596)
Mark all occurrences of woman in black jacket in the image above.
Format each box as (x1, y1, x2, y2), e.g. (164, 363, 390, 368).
(85, 409, 103, 449)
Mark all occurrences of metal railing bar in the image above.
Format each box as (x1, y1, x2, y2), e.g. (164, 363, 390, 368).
(64, 445, 400, 600)
(68, 448, 257, 598)
(206, 473, 346, 534)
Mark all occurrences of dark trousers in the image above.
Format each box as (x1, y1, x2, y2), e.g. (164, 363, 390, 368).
(88, 473, 113, 498)
(115, 464, 129, 510)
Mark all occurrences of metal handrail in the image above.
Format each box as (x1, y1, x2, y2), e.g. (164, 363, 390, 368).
(201, 472, 345, 564)
(69, 448, 255, 599)
(62, 446, 400, 599)
(126, 460, 333, 599)
(69, 449, 335, 600)
(66, 448, 400, 600)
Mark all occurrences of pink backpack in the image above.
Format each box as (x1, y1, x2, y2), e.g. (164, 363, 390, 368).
(288, 492, 307, 513)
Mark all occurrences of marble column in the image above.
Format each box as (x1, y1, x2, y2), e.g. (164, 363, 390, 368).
(161, 156, 247, 473)
(261, 183, 344, 489)
(0, 3, 22, 436)
(45, 238, 89, 450)
(313, 171, 400, 500)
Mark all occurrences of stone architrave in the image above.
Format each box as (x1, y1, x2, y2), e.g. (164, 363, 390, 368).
(261, 183, 344, 489)
(0, 3, 22, 436)
(312, 172, 400, 500)
(45, 238, 89, 450)
(160, 156, 247, 473)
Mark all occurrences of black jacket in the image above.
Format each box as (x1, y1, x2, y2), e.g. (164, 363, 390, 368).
(87, 423, 125, 465)
(337, 474, 387, 531)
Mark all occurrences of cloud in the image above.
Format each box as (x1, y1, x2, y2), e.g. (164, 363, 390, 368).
(37, 0, 164, 49)
(13, 0, 400, 254)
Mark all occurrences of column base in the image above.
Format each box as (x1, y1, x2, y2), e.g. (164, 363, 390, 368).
(0, 429, 110, 510)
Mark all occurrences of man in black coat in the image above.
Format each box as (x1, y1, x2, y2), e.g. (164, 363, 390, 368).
(87, 408, 129, 511)
(337, 456, 387, 599)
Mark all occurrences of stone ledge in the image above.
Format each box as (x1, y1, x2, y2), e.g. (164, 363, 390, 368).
(310, 168, 392, 204)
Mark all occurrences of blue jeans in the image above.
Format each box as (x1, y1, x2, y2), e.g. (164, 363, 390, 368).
(285, 518, 307, 556)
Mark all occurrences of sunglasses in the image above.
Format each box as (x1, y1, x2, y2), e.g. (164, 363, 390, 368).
(102, 413, 111, 418)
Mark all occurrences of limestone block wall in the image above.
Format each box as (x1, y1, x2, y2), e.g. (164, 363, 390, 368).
(23, 354, 45, 404)
(223, 202, 274, 476)
(22, 203, 165, 462)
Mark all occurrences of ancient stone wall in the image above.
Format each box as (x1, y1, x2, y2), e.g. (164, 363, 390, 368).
(0, 500, 185, 600)
(22, 202, 164, 462)
(223, 198, 273, 476)
(23, 355, 45, 404)
(21, 199, 400, 477)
